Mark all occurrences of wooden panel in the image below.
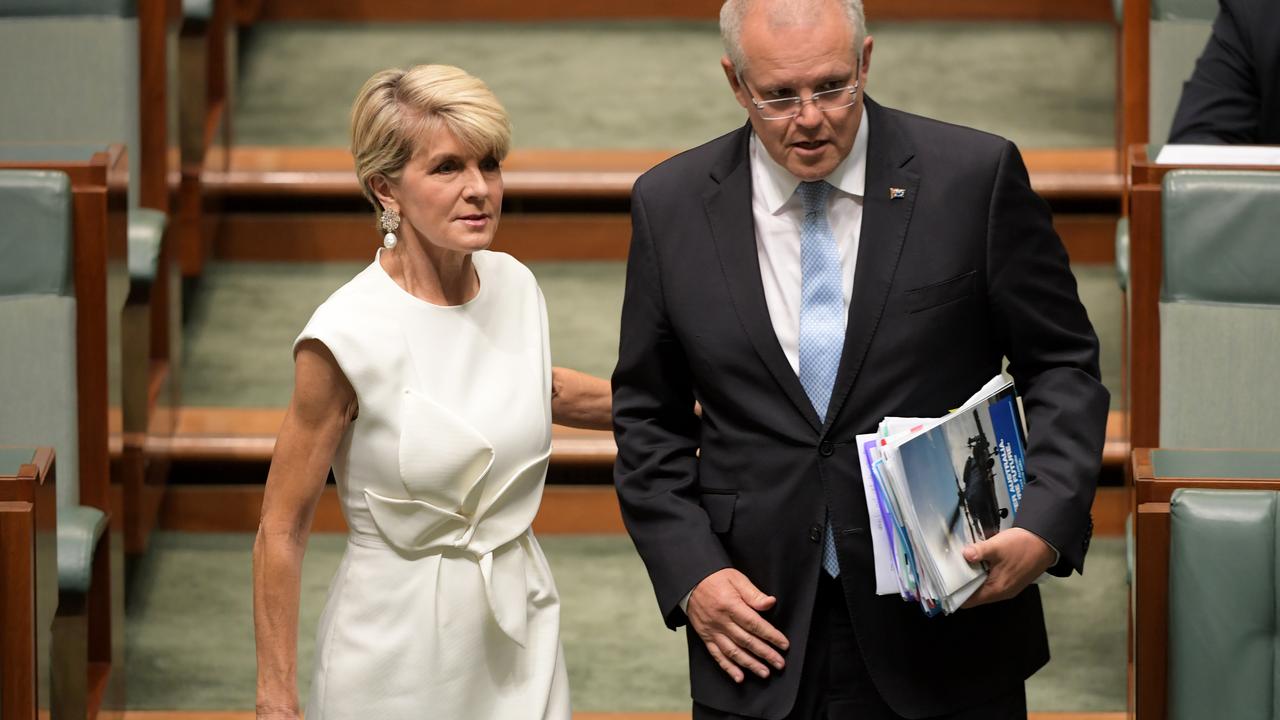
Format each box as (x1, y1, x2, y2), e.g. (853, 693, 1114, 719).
(156, 407, 1125, 474)
(0, 448, 56, 720)
(212, 212, 631, 262)
(0, 501, 38, 719)
(0, 149, 127, 516)
(100, 708, 1123, 720)
(1124, 148, 1280, 452)
(206, 146, 1121, 203)
(214, 211, 1113, 264)
(1104, 409, 1128, 472)
(1120, 0, 1152, 158)
(154, 407, 618, 465)
(244, 0, 1112, 22)
(1129, 448, 1280, 720)
(1133, 500, 1170, 720)
(159, 483, 621, 534)
(1056, 214, 1117, 264)
(138, 0, 172, 213)
(158, 472, 1127, 537)
(1092, 486, 1129, 538)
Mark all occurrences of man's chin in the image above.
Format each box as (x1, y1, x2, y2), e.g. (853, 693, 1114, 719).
(786, 158, 838, 182)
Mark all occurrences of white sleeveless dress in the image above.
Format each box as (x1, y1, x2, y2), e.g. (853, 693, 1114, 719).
(295, 249, 570, 719)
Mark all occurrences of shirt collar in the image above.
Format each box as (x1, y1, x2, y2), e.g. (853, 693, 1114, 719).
(750, 108, 869, 215)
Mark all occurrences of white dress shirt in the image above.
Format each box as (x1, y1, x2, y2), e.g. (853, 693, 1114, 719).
(752, 113, 869, 375)
(679, 116, 869, 614)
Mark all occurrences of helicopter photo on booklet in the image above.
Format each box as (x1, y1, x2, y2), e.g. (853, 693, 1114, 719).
(858, 376, 1029, 615)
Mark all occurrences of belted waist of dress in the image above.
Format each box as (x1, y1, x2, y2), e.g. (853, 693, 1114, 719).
(361, 447, 553, 647)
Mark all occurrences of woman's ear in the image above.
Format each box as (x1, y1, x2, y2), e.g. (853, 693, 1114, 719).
(370, 174, 397, 212)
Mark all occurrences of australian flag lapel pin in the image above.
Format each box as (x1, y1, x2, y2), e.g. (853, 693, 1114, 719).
(889, 187, 906, 200)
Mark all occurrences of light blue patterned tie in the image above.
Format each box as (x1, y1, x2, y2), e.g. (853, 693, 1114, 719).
(797, 180, 845, 577)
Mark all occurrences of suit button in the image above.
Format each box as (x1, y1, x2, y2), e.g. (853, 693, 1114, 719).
(809, 524, 822, 543)
(819, 441, 834, 457)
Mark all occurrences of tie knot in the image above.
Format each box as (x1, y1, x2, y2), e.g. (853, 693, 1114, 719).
(797, 180, 833, 214)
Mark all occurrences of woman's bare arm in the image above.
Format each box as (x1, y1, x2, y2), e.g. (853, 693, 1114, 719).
(550, 367, 613, 430)
(253, 341, 357, 718)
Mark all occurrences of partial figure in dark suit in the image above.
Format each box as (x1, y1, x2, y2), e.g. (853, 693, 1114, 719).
(611, 0, 1110, 718)
(1168, 0, 1280, 144)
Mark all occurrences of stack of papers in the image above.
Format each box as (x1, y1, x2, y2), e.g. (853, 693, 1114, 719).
(857, 376, 1029, 615)
(1154, 144, 1280, 166)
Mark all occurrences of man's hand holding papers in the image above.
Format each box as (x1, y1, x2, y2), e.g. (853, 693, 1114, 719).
(959, 528, 1056, 609)
(858, 376, 1034, 615)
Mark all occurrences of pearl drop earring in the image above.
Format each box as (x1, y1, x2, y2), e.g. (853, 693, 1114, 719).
(380, 208, 401, 249)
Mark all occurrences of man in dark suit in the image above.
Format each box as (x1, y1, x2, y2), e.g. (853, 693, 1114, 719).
(1169, 0, 1280, 144)
(611, 0, 1109, 718)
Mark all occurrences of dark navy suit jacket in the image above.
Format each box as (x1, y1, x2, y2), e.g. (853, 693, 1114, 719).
(1169, 0, 1280, 144)
(612, 97, 1109, 720)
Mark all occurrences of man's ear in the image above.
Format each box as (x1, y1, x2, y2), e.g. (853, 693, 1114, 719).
(721, 56, 751, 110)
(860, 35, 874, 88)
(370, 174, 397, 212)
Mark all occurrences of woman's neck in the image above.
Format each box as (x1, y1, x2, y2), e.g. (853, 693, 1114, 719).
(380, 236, 479, 306)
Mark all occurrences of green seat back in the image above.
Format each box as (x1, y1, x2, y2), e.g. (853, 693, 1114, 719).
(1149, 0, 1217, 143)
(1168, 488, 1280, 720)
(0, 11, 141, 211)
(0, 170, 81, 511)
(1159, 170, 1280, 449)
(0, 1, 135, 15)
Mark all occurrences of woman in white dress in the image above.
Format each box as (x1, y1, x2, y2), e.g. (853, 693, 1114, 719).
(252, 65, 611, 720)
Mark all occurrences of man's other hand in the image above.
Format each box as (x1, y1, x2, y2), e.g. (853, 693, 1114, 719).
(960, 527, 1056, 609)
(687, 568, 790, 683)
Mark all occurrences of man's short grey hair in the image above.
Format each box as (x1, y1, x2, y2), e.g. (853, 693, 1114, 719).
(720, 0, 866, 74)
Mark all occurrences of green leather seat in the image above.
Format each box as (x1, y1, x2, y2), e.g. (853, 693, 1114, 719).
(0, 170, 108, 594)
(0, 3, 167, 287)
(1168, 487, 1280, 720)
(1159, 170, 1280, 449)
(1114, 0, 1217, 292)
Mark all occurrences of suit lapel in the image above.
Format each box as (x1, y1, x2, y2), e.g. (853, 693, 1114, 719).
(703, 126, 823, 434)
(825, 99, 919, 427)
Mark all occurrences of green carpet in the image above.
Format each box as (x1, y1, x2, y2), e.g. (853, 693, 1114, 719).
(236, 20, 1114, 150)
(181, 260, 1120, 409)
(124, 532, 1125, 711)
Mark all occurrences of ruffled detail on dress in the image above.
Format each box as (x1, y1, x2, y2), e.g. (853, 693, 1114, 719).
(364, 387, 552, 646)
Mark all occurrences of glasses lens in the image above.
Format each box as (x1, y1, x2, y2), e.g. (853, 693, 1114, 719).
(758, 97, 800, 120)
(813, 86, 857, 112)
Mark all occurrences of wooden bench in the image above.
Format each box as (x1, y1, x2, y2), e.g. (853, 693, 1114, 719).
(0, 447, 58, 720)
(1130, 448, 1280, 719)
(232, 0, 1114, 22)
(0, 158, 126, 718)
(1124, 147, 1280, 452)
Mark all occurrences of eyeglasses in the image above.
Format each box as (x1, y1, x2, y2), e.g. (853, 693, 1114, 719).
(737, 58, 863, 121)
(746, 83, 859, 120)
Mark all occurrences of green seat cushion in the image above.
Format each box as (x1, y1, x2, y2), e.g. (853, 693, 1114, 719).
(1149, 19, 1214, 142)
(182, 0, 211, 21)
(1151, 0, 1218, 21)
(0, 0, 136, 17)
(128, 207, 167, 283)
(1168, 488, 1277, 720)
(0, 170, 73, 296)
(1163, 170, 1280, 305)
(0, 296, 81, 509)
(0, 15, 142, 210)
(1160, 301, 1280, 448)
(1114, 216, 1129, 292)
(56, 503, 107, 594)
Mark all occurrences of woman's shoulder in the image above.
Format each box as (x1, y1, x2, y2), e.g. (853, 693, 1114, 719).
(477, 249, 535, 282)
(475, 250, 540, 300)
(296, 260, 391, 349)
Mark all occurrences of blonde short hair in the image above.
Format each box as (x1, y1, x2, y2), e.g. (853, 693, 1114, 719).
(350, 64, 512, 211)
